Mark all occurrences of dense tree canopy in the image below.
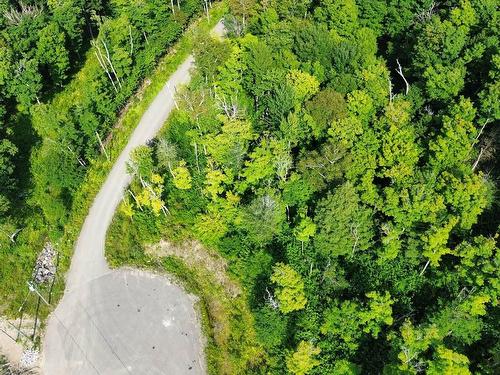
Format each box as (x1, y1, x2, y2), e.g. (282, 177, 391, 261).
(112, 0, 499, 373)
(0, 0, 498, 374)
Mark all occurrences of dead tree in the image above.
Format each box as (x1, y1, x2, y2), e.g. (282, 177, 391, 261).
(128, 189, 143, 211)
(139, 177, 170, 215)
(275, 152, 292, 182)
(166, 83, 179, 110)
(467, 118, 492, 171)
(204, 0, 210, 20)
(128, 25, 134, 55)
(350, 223, 360, 255)
(215, 92, 242, 119)
(3, 1, 42, 25)
(9, 228, 22, 243)
(95, 131, 110, 161)
(265, 288, 279, 310)
(156, 138, 178, 176)
(101, 39, 122, 88)
(46, 137, 86, 166)
(419, 259, 430, 276)
(93, 42, 118, 92)
(414, 2, 437, 24)
(193, 142, 200, 173)
(396, 59, 410, 95)
(388, 77, 394, 102)
(472, 147, 485, 172)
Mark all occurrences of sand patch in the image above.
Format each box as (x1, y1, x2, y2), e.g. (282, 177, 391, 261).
(146, 240, 241, 298)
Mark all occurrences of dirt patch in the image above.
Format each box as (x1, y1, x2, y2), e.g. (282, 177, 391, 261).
(146, 240, 241, 298)
(0, 318, 40, 374)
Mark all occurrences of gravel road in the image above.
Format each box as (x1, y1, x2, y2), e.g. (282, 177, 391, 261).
(41, 21, 225, 375)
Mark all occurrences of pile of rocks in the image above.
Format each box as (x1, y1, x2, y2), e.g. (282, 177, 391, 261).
(19, 348, 38, 369)
(32, 242, 56, 284)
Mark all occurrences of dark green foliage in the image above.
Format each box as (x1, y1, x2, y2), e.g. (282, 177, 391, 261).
(314, 183, 374, 257)
(254, 305, 288, 349)
(2, 0, 499, 374)
(305, 89, 347, 138)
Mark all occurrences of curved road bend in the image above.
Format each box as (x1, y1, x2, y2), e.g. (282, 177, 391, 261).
(41, 21, 225, 375)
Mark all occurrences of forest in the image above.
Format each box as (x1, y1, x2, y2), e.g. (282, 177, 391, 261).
(107, 0, 499, 374)
(0, 0, 208, 311)
(0, 0, 499, 374)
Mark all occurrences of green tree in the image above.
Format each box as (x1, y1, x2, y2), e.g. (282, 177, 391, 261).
(356, 0, 387, 35)
(305, 89, 347, 138)
(331, 360, 360, 374)
(37, 22, 70, 86)
(9, 58, 42, 107)
(194, 34, 231, 82)
(437, 172, 491, 230)
(254, 305, 288, 349)
(453, 236, 499, 297)
(377, 100, 420, 184)
(294, 215, 316, 247)
(313, 0, 358, 38)
(427, 346, 471, 375)
(204, 117, 255, 172)
(271, 263, 307, 314)
(286, 69, 320, 104)
(0, 38, 13, 87)
(204, 168, 230, 200)
(172, 161, 192, 190)
(421, 217, 459, 268)
(0, 136, 16, 215)
(321, 292, 394, 352)
(361, 291, 394, 337)
(423, 63, 466, 101)
(267, 0, 311, 19)
(128, 145, 154, 178)
(241, 139, 276, 187)
(321, 300, 364, 352)
(429, 98, 477, 173)
(286, 341, 321, 375)
(314, 183, 374, 257)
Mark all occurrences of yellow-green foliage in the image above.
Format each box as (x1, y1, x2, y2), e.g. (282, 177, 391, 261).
(271, 263, 307, 314)
(286, 341, 321, 375)
(172, 161, 193, 190)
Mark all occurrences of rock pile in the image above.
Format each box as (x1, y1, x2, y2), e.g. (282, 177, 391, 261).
(32, 242, 56, 284)
(19, 348, 39, 369)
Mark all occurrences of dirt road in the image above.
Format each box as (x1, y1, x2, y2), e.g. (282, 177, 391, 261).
(41, 21, 225, 375)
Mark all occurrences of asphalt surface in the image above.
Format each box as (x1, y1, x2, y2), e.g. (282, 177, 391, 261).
(41, 21, 225, 375)
(42, 270, 203, 375)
